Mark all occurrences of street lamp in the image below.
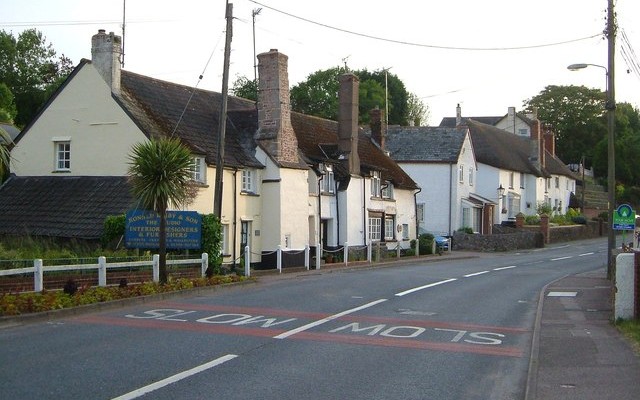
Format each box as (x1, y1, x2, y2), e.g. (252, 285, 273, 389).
(568, 62, 616, 276)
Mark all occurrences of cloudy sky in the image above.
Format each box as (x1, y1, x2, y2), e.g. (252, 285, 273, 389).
(3, 0, 640, 125)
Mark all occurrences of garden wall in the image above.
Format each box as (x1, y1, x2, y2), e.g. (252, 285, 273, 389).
(452, 220, 605, 252)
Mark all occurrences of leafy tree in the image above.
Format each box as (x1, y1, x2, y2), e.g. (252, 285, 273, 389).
(0, 29, 73, 127)
(0, 83, 17, 123)
(407, 92, 429, 126)
(230, 75, 257, 102)
(591, 103, 640, 187)
(0, 126, 12, 182)
(522, 85, 606, 165)
(290, 66, 345, 121)
(356, 69, 409, 125)
(127, 138, 196, 284)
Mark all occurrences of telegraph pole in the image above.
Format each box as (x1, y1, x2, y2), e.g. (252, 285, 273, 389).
(214, 1, 233, 217)
(606, 0, 616, 278)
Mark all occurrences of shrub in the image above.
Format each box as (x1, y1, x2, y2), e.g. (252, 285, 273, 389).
(537, 202, 552, 216)
(525, 215, 540, 225)
(458, 227, 473, 234)
(571, 216, 587, 224)
(410, 234, 434, 255)
(102, 214, 126, 247)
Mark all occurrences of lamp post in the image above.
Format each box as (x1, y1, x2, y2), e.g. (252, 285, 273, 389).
(567, 61, 615, 276)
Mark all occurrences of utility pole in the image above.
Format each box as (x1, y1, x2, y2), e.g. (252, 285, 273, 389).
(606, 0, 616, 278)
(252, 8, 261, 86)
(214, 1, 233, 218)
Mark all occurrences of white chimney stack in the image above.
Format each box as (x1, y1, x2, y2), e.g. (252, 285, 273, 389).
(91, 29, 122, 95)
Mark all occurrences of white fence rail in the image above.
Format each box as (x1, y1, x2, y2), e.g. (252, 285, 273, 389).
(0, 253, 209, 292)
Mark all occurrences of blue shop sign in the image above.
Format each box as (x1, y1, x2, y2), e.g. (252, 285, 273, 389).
(125, 210, 201, 249)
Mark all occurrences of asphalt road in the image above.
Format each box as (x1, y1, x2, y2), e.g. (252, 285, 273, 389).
(0, 238, 607, 400)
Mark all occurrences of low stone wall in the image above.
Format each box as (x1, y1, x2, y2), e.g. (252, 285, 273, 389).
(452, 220, 605, 252)
(452, 229, 543, 252)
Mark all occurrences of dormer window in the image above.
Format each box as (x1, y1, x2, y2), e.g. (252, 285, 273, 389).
(189, 156, 206, 183)
(381, 181, 394, 199)
(241, 169, 257, 194)
(320, 163, 335, 194)
(371, 171, 381, 197)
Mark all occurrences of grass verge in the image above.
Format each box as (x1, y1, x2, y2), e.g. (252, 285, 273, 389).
(615, 318, 640, 353)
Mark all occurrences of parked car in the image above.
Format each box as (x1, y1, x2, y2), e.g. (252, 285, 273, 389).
(434, 236, 450, 252)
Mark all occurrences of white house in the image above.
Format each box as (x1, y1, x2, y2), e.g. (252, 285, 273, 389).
(1, 30, 418, 267)
(440, 105, 577, 224)
(378, 122, 495, 236)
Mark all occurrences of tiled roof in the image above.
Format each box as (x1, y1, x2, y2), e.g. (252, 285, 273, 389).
(439, 116, 502, 128)
(292, 113, 418, 190)
(118, 70, 264, 169)
(382, 126, 468, 163)
(466, 119, 544, 176)
(0, 176, 133, 239)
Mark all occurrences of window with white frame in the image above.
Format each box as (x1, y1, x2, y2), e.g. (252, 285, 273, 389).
(462, 207, 471, 229)
(417, 203, 425, 223)
(320, 163, 335, 194)
(555, 177, 559, 188)
(509, 172, 515, 188)
(189, 156, 206, 183)
(368, 216, 381, 241)
(381, 181, 394, 199)
(402, 224, 409, 240)
(241, 169, 256, 193)
(518, 128, 528, 136)
(55, 141, 71, 171)
(371, 171, 381, 197)
(507, 192, 521, 219)
(221, 224, 229, 255)
(458, 165, 464, 183)
(385, 217, 395, 241)
(468, 167, 474, 186)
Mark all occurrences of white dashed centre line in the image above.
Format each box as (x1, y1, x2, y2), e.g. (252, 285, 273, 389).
(111, 354, 237, 400)
(494, 266, 517, 271)
(578, 252, 595, 257)
(274, 299, 388, 339)
(464, 271, 490, 278)
(395, 278, 457, 297)
(550, 256, 572, 261)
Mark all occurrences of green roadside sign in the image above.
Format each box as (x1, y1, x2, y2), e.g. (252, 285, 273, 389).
(613, 204, 636, 230)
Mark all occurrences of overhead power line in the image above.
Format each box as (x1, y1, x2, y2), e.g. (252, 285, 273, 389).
(249, 0, 602, 51)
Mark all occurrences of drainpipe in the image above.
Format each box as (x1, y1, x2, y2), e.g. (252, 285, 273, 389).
(448, 163, 453, 236)
(362, 177, 367, 245)
(335, 179, 340, 246)
(232, 168, 238, 268)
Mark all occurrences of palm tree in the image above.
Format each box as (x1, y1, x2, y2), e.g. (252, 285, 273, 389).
(0, 127, 13, 183)
(128, 137, 195, 284)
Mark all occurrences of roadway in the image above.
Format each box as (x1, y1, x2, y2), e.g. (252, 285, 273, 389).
(0, 238, 606, 399)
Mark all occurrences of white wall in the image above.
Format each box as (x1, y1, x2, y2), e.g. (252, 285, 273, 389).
(11, 64, 146, 176)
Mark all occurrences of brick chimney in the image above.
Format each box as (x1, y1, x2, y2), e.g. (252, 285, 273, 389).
(338, 74, 360, 175)
(530, 119, 546, 169)
(543, 125, 555, 157)
(256, 49, 299, 165)
(506, 106, 516, 134)
(456, 103, 462, 126)
(91, 29, 122, 95)
(369, 107, 386, 150)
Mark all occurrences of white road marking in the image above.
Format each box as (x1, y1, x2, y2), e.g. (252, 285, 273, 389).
(493, 266, 517, 271)
(273, 299, 388, 339)
(578, 252, 595, 257)
(464, 271, 490, 278)
(111, 354, 237, 400)
(547, 291, 578, 297)
(550, 256, 572, 261)
(395, 278, 457, 297)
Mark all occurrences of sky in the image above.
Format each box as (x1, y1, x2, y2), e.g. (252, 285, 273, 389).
(3, 0, 640, 125)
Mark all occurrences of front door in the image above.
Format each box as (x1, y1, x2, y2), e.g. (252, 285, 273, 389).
(240, 221, 251, 256)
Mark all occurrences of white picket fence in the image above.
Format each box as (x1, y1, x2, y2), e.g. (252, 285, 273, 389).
(0, 253, 209, 292)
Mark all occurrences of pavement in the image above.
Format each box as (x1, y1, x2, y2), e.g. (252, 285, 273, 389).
(526, 268, 640, 400)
